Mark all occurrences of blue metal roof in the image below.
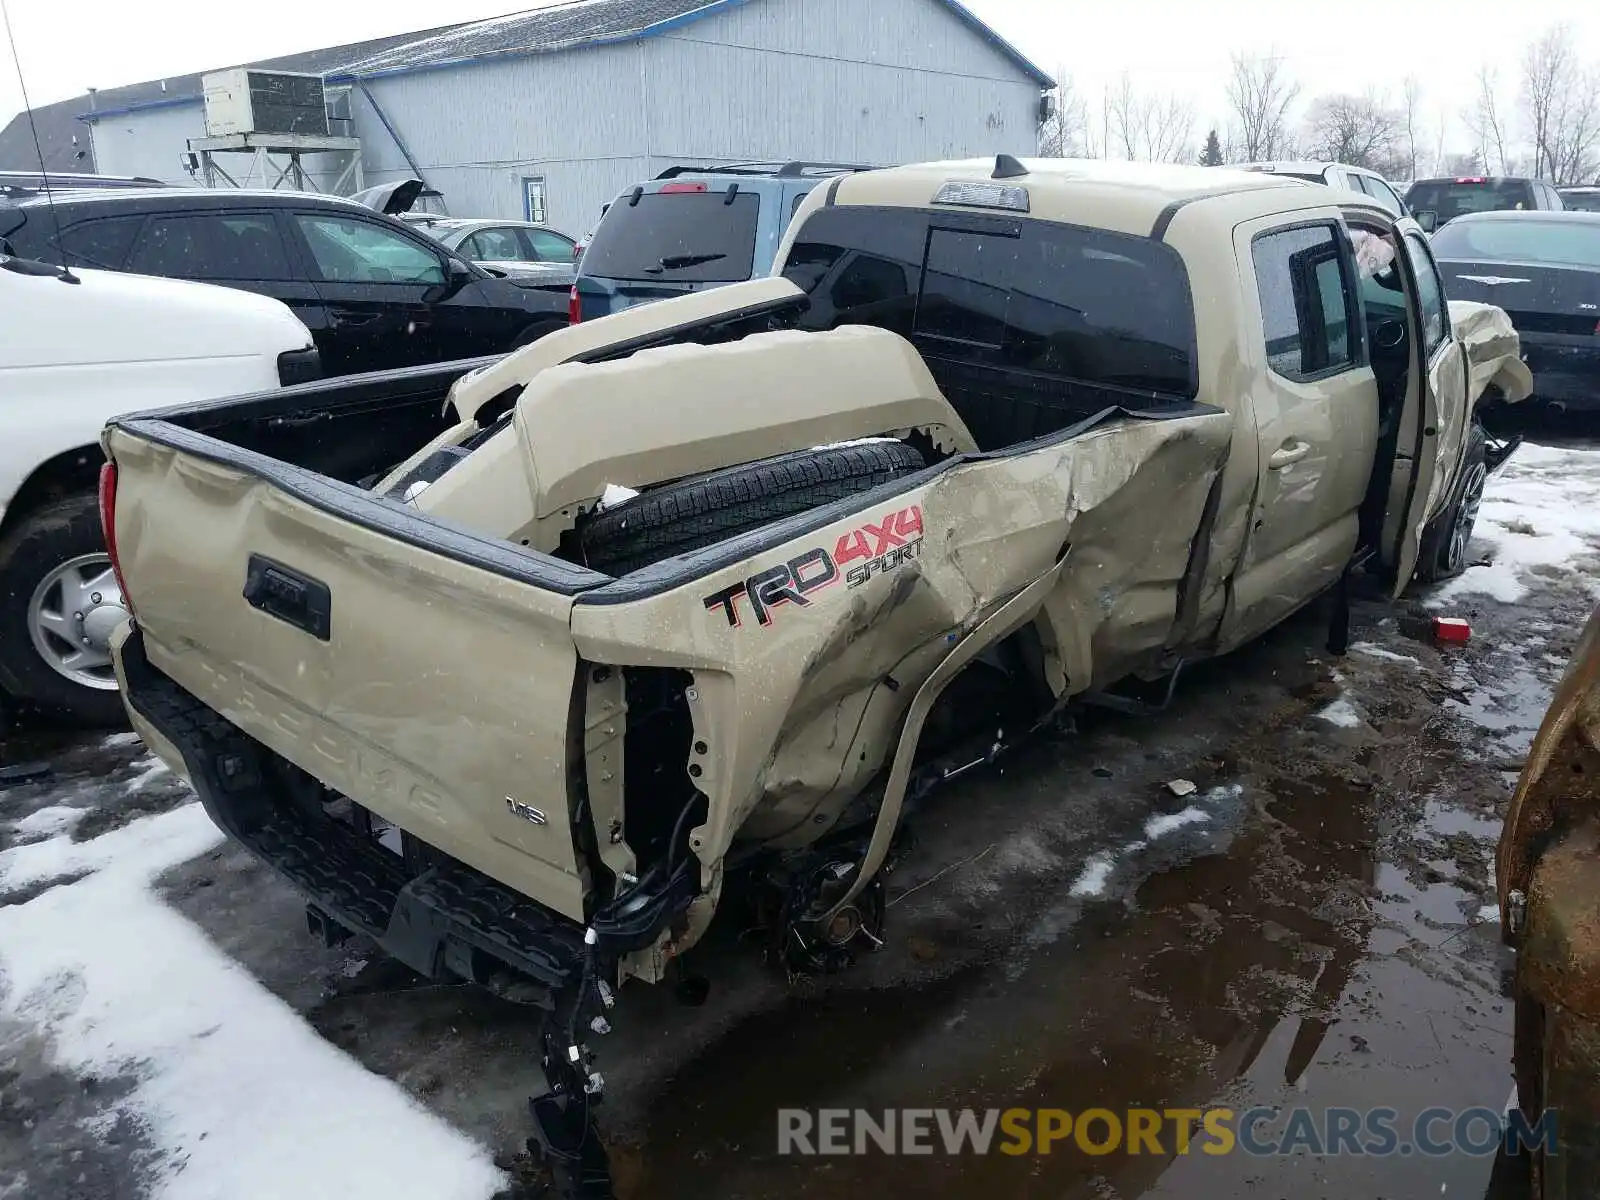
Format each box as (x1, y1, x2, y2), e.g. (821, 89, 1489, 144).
(76, 0, 1051, 120)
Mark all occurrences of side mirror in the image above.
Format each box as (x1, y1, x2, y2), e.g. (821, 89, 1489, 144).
(425, 256, 474, 302)
(1415, 210, 1438, 233)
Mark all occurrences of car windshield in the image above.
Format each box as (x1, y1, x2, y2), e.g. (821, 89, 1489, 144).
(579, 189, 760, 282)
(1430, 218, 1600, 269)
(1404, 179, 1536, 226)
(1561, 191, 1600, 213)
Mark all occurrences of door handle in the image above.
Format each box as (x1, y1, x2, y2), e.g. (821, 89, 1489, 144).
(1268, 440, 1311, 470)
(328, 308, 381, 328)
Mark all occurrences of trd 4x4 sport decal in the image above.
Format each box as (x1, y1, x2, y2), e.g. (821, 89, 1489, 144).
(703, 505, 925, 629)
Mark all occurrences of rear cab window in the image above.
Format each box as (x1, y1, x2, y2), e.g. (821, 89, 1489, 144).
(580, 188, 761, 283)
(782, 205, 1197, 405)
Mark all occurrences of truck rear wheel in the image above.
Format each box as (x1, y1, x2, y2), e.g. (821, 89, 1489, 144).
(576, 440, 927, 576)
(1416, 423, 1488, 584)
(0, 494, 130, 727)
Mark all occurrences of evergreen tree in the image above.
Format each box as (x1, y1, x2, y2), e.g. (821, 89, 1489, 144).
(1200, 129, 1226, 166)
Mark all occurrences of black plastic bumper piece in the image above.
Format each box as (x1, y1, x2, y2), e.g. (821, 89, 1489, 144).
(118, 628, 586, 991)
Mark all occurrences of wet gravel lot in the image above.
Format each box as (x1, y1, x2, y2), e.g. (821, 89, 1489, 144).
(2, 436, 1598, 1200)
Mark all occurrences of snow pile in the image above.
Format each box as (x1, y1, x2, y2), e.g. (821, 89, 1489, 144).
(1432, 443, 1600, 604)
(0, 803, 505, 1200)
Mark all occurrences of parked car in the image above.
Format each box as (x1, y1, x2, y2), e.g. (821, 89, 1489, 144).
(0, 189, 569, 377)
(1431, 210, 1600, 414)
(98, 156, 1531, 1188)
(408, 216, 577, 287)
(0, 238, 315, 725)
(1499, 599, 1600, 1197)
(572, 160, 872, 321)
(1404, 176, 1566, 231)
(0, 170, 166, 201)
(1559, 185, 1600, 213)
(1238, 160, 1410, 218)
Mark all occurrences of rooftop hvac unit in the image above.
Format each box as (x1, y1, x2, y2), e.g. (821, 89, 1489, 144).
(202, 69, 329, 138)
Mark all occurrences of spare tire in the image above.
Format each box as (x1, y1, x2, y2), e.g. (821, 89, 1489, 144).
(578, 440, 927, 576)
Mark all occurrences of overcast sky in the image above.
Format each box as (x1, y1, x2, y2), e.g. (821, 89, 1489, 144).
(3, 0, 1598, 157)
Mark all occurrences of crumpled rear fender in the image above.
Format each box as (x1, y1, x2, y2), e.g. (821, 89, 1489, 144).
(570, 406, 1234, 961)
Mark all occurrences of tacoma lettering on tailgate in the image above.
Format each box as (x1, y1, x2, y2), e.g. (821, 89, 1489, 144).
(703, 505, 924, 629)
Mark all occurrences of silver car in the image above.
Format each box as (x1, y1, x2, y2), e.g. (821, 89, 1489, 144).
(406, 216, 577, 284)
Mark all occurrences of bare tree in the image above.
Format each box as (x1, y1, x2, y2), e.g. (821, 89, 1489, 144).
(1225, 51, 1301, 162)
(1462, 65, 1513, 175)
(1401, 76, 1423, 180)
(1105, 73, 1196, 163)
(1303, 92, 1403, 172)
(1107, 74, 1142, 161)
(1521, 24, 1600, 184)
(1038, 71, 1090, 158)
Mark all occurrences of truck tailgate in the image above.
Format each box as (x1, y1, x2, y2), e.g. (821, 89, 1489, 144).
(105, 423, 603, 922)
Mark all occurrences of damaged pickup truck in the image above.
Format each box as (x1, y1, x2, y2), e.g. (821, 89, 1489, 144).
(101, 158, 1531, 1181)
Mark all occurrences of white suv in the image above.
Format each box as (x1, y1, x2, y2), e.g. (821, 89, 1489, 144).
(0, 248, 315, 725)
(1238, 161, 1410, 219)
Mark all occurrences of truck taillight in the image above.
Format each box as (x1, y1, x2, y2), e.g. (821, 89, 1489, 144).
(1456, 176, 1488, 184)
(568, 285, 581, 325)
(659, 182, 708, 193)
(98, 461, 133, 614)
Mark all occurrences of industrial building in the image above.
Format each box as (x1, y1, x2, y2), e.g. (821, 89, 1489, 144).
(0, 0, 1052, 236)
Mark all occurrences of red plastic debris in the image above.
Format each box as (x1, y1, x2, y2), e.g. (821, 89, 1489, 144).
(1433, 617, 1472, 644)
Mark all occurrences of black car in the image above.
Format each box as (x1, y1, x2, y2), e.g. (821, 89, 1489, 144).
(1560, 186, 1600, 213)
(1404, 176, 1565, 232)
(0, 188, 569, 376)
(1431, 210, 1600, 414)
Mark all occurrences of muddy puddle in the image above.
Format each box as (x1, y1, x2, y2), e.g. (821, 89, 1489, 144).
(614, 676, 1518, 1200)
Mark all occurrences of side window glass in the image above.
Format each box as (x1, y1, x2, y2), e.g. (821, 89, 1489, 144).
(1252, 224, 1357, 380)
(1402, 232, 1449, 355)
(1368, 178, 1404, 217)
(464, 227, 524, 261)
(56, 216, 143, 269)
(294, 214, 445, 284)
(127, 213, 293, 280)
(525, 229, 575, 262)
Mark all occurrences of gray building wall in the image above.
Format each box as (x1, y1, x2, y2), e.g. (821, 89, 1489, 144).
(88, 100, 354, 192)
(84, 0, 1042, 237)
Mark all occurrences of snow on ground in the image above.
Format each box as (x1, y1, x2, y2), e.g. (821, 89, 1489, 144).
(1352, 642, 1420, 666)
(1433, 443, 1600, 604)
(1316, 697, 1364, 728)
(0, 795, 506, 1200)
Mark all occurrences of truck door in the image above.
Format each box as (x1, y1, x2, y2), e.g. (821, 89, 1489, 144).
(1372, 220, 1466, 596)
(1224, 215, 1379, 643)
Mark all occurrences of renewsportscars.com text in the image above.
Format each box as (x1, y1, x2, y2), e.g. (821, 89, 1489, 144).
(777, 1106, 1557, 1158)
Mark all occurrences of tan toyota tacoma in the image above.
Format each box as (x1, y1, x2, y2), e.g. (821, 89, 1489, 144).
(99, 158, 1530, 1178)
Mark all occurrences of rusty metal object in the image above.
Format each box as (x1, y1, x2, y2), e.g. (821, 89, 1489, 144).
(1519, 818, 1600, 1022)
(1498, 602, 1600, 931)
(1501, 603, 1600, 1197)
